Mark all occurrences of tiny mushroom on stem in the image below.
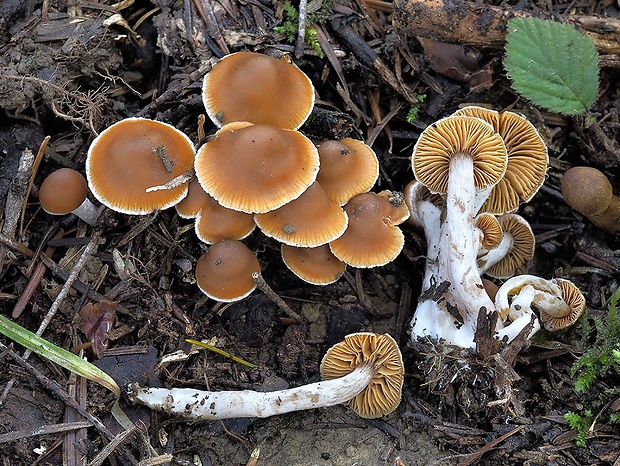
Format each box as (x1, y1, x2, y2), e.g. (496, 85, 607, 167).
(39, 168, 97, 225)
(561, 166, 620, 232)
(281, 244, 346, 285)
(127, 332, 403, 420)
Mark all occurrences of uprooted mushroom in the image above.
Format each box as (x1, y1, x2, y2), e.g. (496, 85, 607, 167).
(407, 107, 585, 349)
(128, 332, 404, 420)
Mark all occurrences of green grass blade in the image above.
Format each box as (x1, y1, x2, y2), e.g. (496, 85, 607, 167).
(0, 315, 119, 397)
(504, 17, 599, 115)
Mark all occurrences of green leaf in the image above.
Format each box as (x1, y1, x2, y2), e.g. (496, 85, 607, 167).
(0, 315, 119, 397)
(504, 17, 599, 115)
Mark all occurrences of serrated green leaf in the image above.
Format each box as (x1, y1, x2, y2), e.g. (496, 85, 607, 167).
(504, 17, 599, 115)
(0, 315, 119, 397)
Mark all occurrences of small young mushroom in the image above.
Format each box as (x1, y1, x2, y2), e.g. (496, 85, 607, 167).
(316, 138, 379, 205)
(195, 239, 260, 302)
(202, 51, 315, 129)
(494, 275, 585, 340)
(86, 118, 195, 215)
(561, 166, 620, 232)
(39, 168, 97, 225)
(329, 191, 410, 268)
(195, 122, 320, 214)
(477, 213, 535, 279)
(254, 181, 348, 247)
(281, 244, 346, 285)
(127, 332, 403, 420)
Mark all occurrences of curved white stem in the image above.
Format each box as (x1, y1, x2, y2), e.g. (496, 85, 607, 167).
(128, 362, 375, 420)
(477, 233, 513, 274)
(72, 198, 98, 225)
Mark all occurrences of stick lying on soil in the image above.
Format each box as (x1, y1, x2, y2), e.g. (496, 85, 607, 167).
(392, 0, 620, 57)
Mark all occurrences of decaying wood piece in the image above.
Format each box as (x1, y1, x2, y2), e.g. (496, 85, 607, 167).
(393, 0, 620, 58)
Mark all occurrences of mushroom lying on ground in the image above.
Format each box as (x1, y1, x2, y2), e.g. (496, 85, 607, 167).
(127, 332, 403, 420)
(561, 166, 620, 233)
(39, 168, 97, 225)
(494, 275, 585, 341)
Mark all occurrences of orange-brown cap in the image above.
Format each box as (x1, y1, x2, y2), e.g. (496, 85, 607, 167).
(281, 243, 346, 285)
(320, 332, 404, 418)
(195, 199, 255, 245)
(175, 178, 209, 219)
(39, 168, 88, 215)
(86, 118, 195, 215)
(452, 106, 548, 214)
(412, 115, 507, 194)
(329, 191, 409, 268)
(316, 138, 379, 205)
(195, 122, 319, 214)
(195, 240, 260, 302)
(202, 51, 315, 130)
(254, 181, 348, 247)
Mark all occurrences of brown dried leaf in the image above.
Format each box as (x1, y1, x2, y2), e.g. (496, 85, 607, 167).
(76, 300, 117, 359)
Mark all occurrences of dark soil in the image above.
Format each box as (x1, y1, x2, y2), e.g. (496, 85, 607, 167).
(1, 0, 620, 465)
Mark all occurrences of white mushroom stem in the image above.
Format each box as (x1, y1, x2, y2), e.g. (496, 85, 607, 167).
(127, 362, 376, 420)
(477, 233, 513, 274)
(412, 155, 494, 346)
(71, 198, 98, 225)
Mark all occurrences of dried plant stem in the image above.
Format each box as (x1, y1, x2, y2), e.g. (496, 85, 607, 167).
(252, 272, 306, 322)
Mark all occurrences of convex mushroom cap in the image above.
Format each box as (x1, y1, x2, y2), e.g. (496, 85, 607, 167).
(561, 166, 620, 232)
(195, 122, 320, 214)
(329, 191, 410, 268)
(451, 106, 548, 214)
(86, 118, 195, 215)
(320, 332, 404, 418)
(281, 244, 346, 285)
(316, 138, 379, 205)
(39, 168, 97, 224)
(195, 240, 260, 302)
(254, 181, 348, 247)
(176, 179, 255, 244)
(202, 51, 315, 129)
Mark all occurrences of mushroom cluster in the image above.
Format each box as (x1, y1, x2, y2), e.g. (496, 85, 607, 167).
(192, 51, 410, 301)
(406, 106, 586, 349)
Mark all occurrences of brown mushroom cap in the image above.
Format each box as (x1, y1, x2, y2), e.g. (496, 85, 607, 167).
(540, 279, 586, 332)
(195, 240, 260, 302)
(316, 138, 379, 205)
(195, 122, 320, 214)
(254, 181, 348, 247)
(561, 166, 620, 232)
(281, 244, 346, 285)
(484, 213, 535, 279)
(328, 191, 409, 268)
(412, 115, 508, 195)
(39, 168, 88, 215)
(86, 118, 195, 215)
(474, 212, 503, 250)
(320, 332, 404, 419)
(195, 199, 255, 245)
(452, 106, 548, 214)
(175, 178, 209, 219)
(202, 51, 315, 130)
